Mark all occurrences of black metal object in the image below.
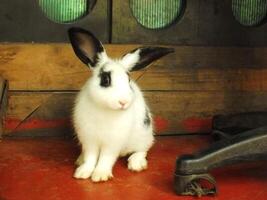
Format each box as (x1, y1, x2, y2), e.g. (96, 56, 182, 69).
(212, 112, 267, 140)
(174, 126, 267, 196)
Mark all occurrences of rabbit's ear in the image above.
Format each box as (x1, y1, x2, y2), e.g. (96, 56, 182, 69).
(68, 27, 106, 67)
(121, 47, 174, 71)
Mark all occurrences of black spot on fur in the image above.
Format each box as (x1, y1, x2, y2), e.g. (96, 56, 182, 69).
(99, 68, 111, 87)
(144, 109, 151, 127)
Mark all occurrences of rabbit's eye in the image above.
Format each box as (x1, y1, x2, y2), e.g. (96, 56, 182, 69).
(100, 72, 111, 87)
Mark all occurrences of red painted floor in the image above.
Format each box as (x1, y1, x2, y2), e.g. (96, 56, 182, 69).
(0, 136, 266, 200)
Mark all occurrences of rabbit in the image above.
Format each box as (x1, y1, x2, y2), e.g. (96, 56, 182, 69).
(68, 27, 174, 182)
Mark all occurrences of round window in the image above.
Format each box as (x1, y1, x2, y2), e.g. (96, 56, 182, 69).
(130, 0, 185, 29)
(232, 0, 267, 26)
(39, 0, 95, 23)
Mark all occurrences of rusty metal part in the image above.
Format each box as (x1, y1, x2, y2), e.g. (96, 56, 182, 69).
(174, 173, 216, 196)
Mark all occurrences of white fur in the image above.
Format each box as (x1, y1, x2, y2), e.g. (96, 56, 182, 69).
(73, 51, 154, 182)
(120, 49, 140, 71)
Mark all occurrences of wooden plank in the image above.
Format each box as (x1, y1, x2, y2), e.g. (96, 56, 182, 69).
(6, 93, 52, 125)
(1, 44, 267, 91)
(139, 67, 267, 91)
(0, 44, 141, 91)
(0, 77, 8, 137)
(5, 91, 267, 136)
(5, 92, 72, 137)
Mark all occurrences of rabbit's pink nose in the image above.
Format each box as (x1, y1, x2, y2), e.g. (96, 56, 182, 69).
(119, 100, 128, 107)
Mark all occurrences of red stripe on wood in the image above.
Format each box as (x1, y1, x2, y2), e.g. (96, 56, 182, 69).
(4, 118, 71, 131)
(4, 118, 18, 130)
(4, 117, 171, 133)
(154, 116, 169, 133)
(5, 117, 213, 134)
(181, 117, 212, 133)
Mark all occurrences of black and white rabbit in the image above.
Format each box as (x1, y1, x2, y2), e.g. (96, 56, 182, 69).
(68, 28, 174, 182)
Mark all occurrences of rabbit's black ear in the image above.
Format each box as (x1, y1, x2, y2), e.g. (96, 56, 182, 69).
(121, 47, 174, 71)
(68, 27, 104, 67)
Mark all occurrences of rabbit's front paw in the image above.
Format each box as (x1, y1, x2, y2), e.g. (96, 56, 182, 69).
(73, 164, 94, 179)
(91, 170, 113, 182)
(128, 152, 147, 172)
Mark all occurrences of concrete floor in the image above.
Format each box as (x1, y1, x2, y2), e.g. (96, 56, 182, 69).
(0, 135, 266, 200)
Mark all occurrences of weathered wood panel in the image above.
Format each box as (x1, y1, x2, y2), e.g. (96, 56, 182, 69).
(1, 44, 267, 91)
(6, 93, 72, 137)
(0, 0, 109, 42)
(113, 0, 267, 46)
(5, 91, 267, 136)
(2, 44, 267, 136)
(113, 0, 197, 45)
(0, 77, 8, 137)
(139, 67, 267, 91)
(6, 93, 52, 123)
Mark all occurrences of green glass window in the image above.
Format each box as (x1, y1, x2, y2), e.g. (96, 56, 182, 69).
(232, 0, 267, 26)
(39, 0, 94, 23)
(130, 0, 185, 29)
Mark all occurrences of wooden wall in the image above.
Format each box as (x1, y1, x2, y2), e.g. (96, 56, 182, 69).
(1, 0, 267, 46)
(0, 0, 109, 42)
(113, 0, 267, 45)
(1, 44, 267, 136)
(1, 1, 267, 136)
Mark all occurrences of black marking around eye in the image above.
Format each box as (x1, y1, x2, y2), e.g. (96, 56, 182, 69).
(144, 108, 151, 127)
(99, 68, 111, 87)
